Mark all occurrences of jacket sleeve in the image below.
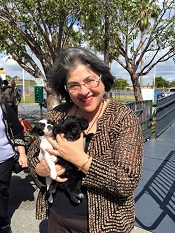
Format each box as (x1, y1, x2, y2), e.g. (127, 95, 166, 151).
(3, 102, 25, 146)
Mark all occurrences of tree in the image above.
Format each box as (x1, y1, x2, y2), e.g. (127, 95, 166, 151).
(138, 0, 160, 89)
(80, 0, 175, 101)
(12, 75, 20, 82)
(0, 0, 84, 109)
(113, 78, 129, 90)
(155, 76, 170, 88)
(169, 81, 175, 88)
(5, 75, 12, 82)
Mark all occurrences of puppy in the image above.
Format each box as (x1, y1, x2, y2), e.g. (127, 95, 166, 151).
(31, 119, 57, 203)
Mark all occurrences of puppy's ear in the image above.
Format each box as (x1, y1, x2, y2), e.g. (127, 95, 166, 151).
(78, 117, 89, 130)
(53, 122, 62, 135)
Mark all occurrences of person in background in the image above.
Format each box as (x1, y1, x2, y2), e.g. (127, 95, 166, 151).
(1, 80, 10, 91)
(27, 47, 144, 233)
(0, 102, 27, 233)
(1, 80, 18, 114)
(11, 81, 22, 115)
(157, 88, 165, 100)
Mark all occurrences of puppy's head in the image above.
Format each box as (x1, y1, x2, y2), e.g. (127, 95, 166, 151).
(31, 119, 54, 137)
(53, 116, 89, 141)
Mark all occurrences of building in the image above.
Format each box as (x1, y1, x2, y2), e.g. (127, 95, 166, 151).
(0, 68, 6, 80)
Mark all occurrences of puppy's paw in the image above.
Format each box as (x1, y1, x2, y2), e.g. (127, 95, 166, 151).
(50, 155, 57, 163)
(48, 194, 54, 203)
(76, 193, 84, 199)
(71, 198, 81, 204)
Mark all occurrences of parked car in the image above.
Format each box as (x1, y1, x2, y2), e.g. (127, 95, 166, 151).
(164, 87, 175, 97)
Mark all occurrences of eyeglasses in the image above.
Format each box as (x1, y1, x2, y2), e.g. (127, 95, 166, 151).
(65, 75, 101, 93)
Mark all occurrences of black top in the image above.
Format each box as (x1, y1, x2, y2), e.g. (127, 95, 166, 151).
(52, 176, 88, 220)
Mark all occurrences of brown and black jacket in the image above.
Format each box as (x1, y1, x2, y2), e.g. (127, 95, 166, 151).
(27, 98, 144, 233)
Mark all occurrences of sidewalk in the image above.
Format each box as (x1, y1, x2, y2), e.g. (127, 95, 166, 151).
(134, 122, 175, 233)
(9, 105, 175, 232)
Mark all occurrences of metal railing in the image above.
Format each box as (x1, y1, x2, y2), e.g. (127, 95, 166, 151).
(124, 93, 175, 139)
(126, 100, 152, 141)
(155, 93, 175, 138)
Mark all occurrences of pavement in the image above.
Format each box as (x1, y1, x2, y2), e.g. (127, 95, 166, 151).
(134, 122, 175, 233)
(8, 103, 175, 233)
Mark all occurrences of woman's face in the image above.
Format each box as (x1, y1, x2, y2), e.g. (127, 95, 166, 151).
(66, 64, 105, 113)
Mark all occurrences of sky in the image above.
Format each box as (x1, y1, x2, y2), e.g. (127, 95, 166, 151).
(111, 58, 175, 86)
(0, 55, 44, 86)
(0, 53, 174, 87)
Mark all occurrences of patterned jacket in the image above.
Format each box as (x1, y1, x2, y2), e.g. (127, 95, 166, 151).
(27, 99, 144, 233)
(1, 86, 17, 107)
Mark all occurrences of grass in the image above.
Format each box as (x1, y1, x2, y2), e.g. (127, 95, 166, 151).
(112, 94, 135, 103)
(21, 95, 35, 103)
(151, 120, 156, 138)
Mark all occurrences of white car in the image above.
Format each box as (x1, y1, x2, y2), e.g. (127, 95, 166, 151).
(164, 87, 175, 97)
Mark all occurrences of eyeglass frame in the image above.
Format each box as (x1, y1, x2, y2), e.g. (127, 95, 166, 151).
(65, 75, 102, 93)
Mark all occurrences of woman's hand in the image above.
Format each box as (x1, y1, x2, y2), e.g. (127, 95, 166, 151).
(18, 153, 28, 168)
(35, 159, 50, 177)
(17, 145, 28, 168)
(46, 133, 87, 168)
(35, 159, 68, 183)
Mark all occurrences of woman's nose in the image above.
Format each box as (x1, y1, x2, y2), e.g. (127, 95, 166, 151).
(78, 84, 90, 94)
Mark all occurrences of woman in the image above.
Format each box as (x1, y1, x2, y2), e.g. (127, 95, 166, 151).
(0, 102, 27, 233)
(27, 47, 144, 233)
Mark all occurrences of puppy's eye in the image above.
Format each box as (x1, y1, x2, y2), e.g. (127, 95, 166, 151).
(47, 125, 53, 131)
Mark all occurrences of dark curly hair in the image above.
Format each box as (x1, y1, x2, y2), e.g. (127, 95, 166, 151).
(47, 47, 115, 102)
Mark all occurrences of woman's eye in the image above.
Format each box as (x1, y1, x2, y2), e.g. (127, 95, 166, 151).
(68, 84, 79, 89)
(86, 79, 94, 84)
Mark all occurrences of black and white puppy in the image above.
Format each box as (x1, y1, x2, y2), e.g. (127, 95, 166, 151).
(32, 116, 93, 204)
(31, 119, 57, 203)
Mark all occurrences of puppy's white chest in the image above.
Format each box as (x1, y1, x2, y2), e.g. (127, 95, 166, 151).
(39, 138, 57, 162)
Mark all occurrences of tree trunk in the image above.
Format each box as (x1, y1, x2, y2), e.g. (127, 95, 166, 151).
(131, 75, 143, 101)
(44, 81, 60, 111)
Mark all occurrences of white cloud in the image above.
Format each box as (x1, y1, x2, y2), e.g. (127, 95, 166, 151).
(0, 55, 35, 80)
(111, 58, 175, 86)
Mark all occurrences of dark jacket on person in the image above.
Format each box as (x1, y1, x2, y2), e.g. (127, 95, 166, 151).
(27, 99, 144, 233)
(157, 90, 165, 100)
(0, 102, 25, 152)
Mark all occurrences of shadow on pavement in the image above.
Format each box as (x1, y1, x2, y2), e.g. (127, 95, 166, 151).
(8, 170, 36, 218)
(135, 150, 175, 232)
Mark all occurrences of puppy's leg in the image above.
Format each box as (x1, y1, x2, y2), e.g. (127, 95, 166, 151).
(44, 152, 57, 180)
(46, 177, 56, 203)
(38, 151, 43, 161)
(46, 177, 52, 190)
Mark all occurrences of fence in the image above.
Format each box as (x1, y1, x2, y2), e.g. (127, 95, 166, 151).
(126, 100, 153, 141)
(155, 93, 175, 138)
